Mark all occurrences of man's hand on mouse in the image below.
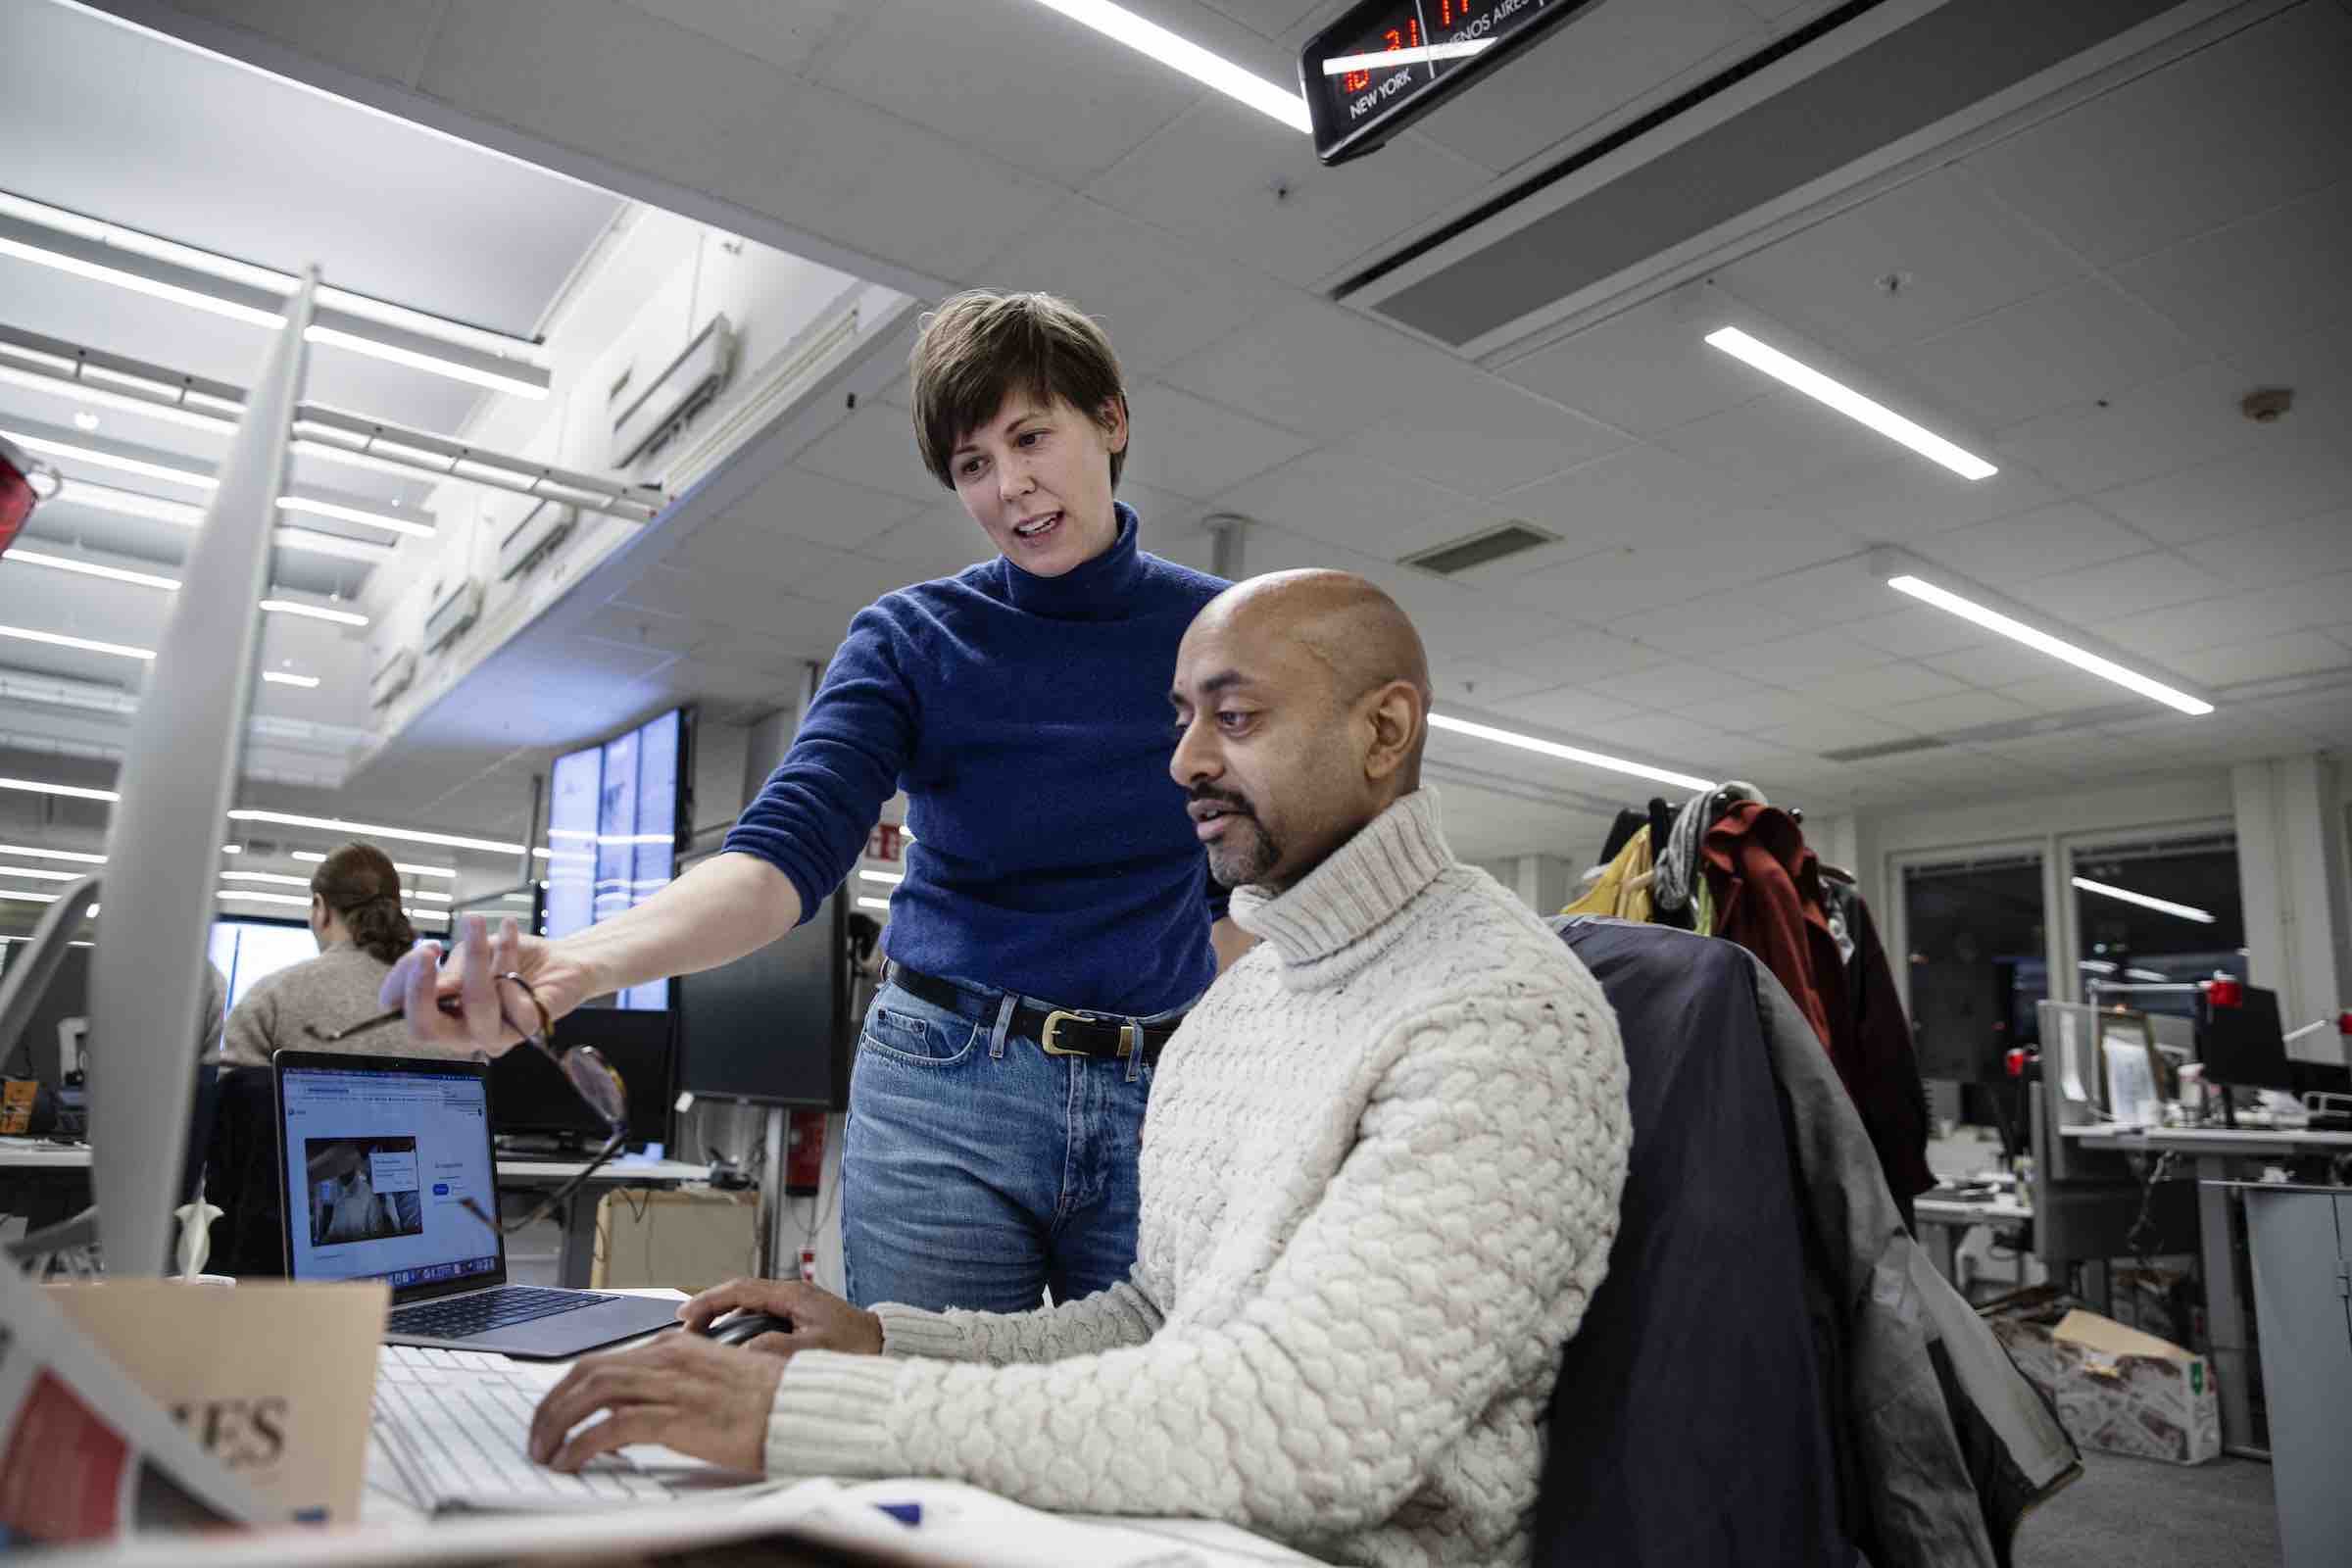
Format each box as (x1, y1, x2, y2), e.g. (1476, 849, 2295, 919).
(679, 1278, 884, 1358)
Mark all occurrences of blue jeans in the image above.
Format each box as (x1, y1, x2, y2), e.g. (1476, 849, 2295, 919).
(840, 975, 1175, 1313)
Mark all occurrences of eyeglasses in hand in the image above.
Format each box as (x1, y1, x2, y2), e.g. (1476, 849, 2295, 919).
(305, 971, 629, 1236)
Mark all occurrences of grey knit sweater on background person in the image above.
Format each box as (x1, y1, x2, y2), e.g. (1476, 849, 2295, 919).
(762, 790, 1633, 1568)
(220, 940, 406, 1066)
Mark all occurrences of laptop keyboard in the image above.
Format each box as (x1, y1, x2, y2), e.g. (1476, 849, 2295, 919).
(374, 1346, 671, 1507)
(389, 1286, 610, 1340)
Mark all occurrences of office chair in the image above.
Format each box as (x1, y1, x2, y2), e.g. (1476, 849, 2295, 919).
(200, 1066, 286, 1278)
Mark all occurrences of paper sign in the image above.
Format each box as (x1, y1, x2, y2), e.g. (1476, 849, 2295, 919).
(51, 1281, 385, 1524)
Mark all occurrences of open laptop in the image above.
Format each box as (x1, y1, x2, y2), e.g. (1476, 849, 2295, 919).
(272, 1050, 681, 1357)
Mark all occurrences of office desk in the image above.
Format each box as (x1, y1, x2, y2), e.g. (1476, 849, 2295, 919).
(1913, 1193, 2033, 1287)
(0, 1142, 710, 1288)
(2062, 1124, 2352, 1455)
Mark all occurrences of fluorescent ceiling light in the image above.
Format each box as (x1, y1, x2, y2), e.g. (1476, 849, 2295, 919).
(288, 851, 456, 880)
(51, 478, 208, 527)
(1704, 327, 1996, 480)
(262, 671, 321, 689)
(275, 494, 434, 539)
(273, 527, 395, 564)
(0, 862, 82, 882)
(1886, 574, 2214, 716)
(3, 427, 216, 490)
(0, 224, 548, 400)
(227, 808, 527, 857)
(0, 889, 62, 905)
(0, 777, 120, 803)
(1023, 0, 1311, 131)
(221, 845, 241, 854)
(2126, 967, 2170, 983)
(217, 888, 308, 907)
(1322, 39, 1492, 73)
(3, 548, 179, 591)
(857, 896, 893, 912)
(220, 869, 310, 887)
(3, 550, 370, 626)
(0, 842, 105, 864)
(2072, 875, 2214, 925)
(0, 622, 153, 662)
(257, 598, 370, 627)
(2078, 958, 2117, 974)
(0, 360, 234, 434)
(409, 890, 454, 904)
(1427, 711, 1715, 792)
(858, 868, 905, 886)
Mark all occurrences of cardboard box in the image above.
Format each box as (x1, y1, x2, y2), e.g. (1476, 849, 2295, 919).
(1989, 1306, 2221, 1465)
(50, 1280, 386, 1521)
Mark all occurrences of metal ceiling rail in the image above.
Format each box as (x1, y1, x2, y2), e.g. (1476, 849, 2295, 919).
(0, 324, 662, 523)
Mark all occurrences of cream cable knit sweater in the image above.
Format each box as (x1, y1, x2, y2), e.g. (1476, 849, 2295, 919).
(764, 791, 1631, 1567)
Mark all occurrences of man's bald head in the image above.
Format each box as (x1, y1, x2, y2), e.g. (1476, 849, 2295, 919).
(1170, 570, 1436, 892)
(1190, 570, 1433, 787)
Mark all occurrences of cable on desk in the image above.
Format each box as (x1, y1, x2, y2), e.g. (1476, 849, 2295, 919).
(2127, 1149, 2179, 1275)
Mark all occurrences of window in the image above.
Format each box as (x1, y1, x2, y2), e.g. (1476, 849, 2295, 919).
(2069, 832, 2246, 1020)
(1901, 851, 2048, 1078)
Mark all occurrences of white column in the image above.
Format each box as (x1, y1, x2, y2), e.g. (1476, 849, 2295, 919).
(2232, 756, 2351, 1061)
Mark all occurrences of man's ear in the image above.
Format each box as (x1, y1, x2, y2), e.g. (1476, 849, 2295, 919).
(1360, 680, 1423, 784)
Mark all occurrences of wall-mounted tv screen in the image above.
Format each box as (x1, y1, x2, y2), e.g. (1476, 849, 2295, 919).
(541, 707, 690, 1010)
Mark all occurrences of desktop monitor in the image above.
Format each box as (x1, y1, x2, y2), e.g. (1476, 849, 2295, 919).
(2198, 983, 2295, 1093)
(208, 917, 317, 1010)
(2, 945, 89, 1087)
(1909, 960, 2009, 1082)
(541, 707, 691, 1011)
(675, 891, 848, 1109)
(490, 1006, 675, 1152)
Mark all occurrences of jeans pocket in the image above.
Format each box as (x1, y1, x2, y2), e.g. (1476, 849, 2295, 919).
(858, 987, 982, 1067)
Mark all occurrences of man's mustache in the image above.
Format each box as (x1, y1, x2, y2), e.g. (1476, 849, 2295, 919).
(1188, 786, 1255, 819)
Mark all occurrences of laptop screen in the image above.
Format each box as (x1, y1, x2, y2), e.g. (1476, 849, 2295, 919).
(280, 1059, 503, 1291)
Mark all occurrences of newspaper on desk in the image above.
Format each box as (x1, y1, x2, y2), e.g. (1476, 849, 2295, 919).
(0, 1261, 276, 1547)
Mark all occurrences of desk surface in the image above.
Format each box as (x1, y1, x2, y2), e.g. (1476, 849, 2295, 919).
(1915, 1195, 2034, 1225)
(2063, 1124, 2352, 1156)
(0, 1140, 710, 1185)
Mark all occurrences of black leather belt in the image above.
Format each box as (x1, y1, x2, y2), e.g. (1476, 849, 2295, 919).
(886, 966, 1181, 1063)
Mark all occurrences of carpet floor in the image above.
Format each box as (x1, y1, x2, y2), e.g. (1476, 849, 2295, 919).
(2013, 1451, 2280, 1568)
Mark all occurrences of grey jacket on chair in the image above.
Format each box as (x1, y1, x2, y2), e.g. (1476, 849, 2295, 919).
(1740, 948, 2080, 1566)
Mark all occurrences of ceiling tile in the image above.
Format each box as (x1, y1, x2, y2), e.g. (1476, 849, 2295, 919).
(1211, 452, 1479, 561)
(1196, 0, 1328, 38)
(1164, 298, 1464, 444)
(968, 198, 1291, 375)
(1633, 599, 1812, 660)
(2089, 601, 2258, 662)
(1495, 443, 1754, 550)
(1719, 165, 2086, 361)
(1779, 454, 2062, 542)
(2111, 177, 2352, 363)
(1488, 626, 1673, 684)
(1703, 628, 1893, 686)
(1575, 712, 1733, 768)
(1672, 687, 1839, 734)
(1987, 362, 2267, 496)
(1883, 689, 2035, 733)
(798, 553, 940, 609)
(1429, 659, 1565, 709)
(2094, 428, 2352, 544)
(1496, 292, 1765, 436)
(1649, 388, 1897, 499)
(1087, 97, 1494, 288)
(1344, 372, 1630, 500)
(790, 409, 953, 507)
(1913, 503, 2151, 585)
(617, 0, 858, 73)
(668, 519, 855, 585)
(1490, 684, 1647, 735)
(1120, 382, 1317, 500)
(2176, 508, 2352, 593)
(860, 509, 998, 578)
(2007, 550, 2225, 624)
(2169, 631, 2351, 689)
(1922, 641, 2071, 692)
(1600, 661, 1767, 710)
(1759, 709, 1922, 754)
(1788, 661, 1968, 709)
(816, 0, 1203, 185)
(1889, 278, 2205, 430)
(1957, 2, 2352, 270)
(1996, 669, 2139, 714)
(1844, 606, 1992, 661)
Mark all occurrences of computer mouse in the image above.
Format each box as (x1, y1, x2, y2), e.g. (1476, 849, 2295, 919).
(702, 1310, 793, 1348)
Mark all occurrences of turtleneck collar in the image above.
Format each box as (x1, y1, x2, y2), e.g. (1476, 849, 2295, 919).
(997, 502, 1147, 620)
(1229, 790, 1455, 985)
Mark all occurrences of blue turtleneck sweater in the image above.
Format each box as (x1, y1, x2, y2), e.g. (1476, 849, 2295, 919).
(723, 507, 1229, 1016)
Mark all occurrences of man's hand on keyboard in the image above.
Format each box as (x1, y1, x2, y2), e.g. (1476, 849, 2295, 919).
(677, 1278, 885, 1357)
(529, 1335, 784, 1475)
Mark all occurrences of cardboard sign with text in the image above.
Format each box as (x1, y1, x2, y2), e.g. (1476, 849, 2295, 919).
(50, 1281, 386, 1522)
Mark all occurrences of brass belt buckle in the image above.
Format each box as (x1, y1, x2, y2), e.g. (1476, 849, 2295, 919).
(1040, 1010, 1089, 1056)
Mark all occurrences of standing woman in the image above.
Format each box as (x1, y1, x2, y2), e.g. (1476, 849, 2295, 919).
(221, 842, 426, 1064)
(391, 292, 1239, 1312)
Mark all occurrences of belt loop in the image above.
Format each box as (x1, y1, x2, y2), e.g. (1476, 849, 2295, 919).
(1122, 1018, 1144, 1084)
(989, 990, 1016, 1061)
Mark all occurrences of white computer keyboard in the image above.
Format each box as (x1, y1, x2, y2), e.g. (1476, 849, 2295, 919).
(373, 1345, 673, 1510)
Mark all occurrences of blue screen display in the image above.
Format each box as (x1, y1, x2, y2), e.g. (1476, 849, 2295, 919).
(540, 709, 682, 1010)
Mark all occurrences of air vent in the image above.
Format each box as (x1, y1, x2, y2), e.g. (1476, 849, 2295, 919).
(1401, 522, 1556, 576)
(1819, 734, 1951, 763)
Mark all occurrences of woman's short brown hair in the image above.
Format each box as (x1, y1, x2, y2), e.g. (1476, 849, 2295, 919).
(311, 842, 416, 966)
(909, 291, 1129, 491)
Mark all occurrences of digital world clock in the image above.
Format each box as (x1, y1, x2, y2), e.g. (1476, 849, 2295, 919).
(1299, 0, 1603, 166)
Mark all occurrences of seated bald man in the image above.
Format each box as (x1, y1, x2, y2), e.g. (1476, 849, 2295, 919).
(529, 570, 1631, 1568)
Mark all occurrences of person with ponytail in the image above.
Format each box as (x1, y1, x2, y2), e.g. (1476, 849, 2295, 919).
(220, 842, 450, 1065)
